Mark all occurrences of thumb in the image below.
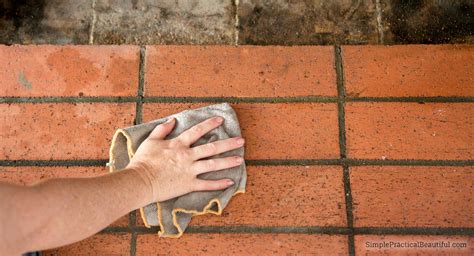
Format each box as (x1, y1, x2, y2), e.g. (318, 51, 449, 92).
(148, 118, 176, 140)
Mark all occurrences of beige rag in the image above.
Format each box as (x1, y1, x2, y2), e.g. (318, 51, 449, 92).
(107, 103, 246, 238)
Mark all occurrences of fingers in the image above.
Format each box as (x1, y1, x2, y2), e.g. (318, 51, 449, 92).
(192, 156, 244, 175)
(148, 118, 176, 140)
(191, 137, 245, 160)
(175, 116, 223, 146)
(194, 178, 235, 191)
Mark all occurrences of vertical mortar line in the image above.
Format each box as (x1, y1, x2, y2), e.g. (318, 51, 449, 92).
(335, 46, 355, 256)
(135, 46, 146, 125)
(129, 45, 146, 256)
(130, 232, 137, 256)
(375, 0, 385, 44)
(88, 0, 97, 45)
(233, 0, 240, 45)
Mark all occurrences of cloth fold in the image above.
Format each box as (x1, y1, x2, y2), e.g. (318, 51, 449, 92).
(108, 102, 246, 238)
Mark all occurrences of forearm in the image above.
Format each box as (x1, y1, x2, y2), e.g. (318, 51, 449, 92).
(0, 167, 152, 255)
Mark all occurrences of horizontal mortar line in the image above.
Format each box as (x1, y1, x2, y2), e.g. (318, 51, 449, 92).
(344, 159, 474, 166)
(353, 227, 474, 236)
(2, 96, 473, 104)
(100, 226, 351, 235)
(142, 96, 338, 103)
(99, 226, 474, 236)
(346, 96, 474, 103)
(0, 159, 108, 166)
(1, 159, 473, 167)
(0, 96, 138, 103)
(246, 159, 341, 165)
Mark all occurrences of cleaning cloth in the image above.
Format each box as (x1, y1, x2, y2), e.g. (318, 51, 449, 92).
(107, 102, 246, 238)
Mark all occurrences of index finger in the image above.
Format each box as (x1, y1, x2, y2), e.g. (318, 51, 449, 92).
(175, 116, 223, 146)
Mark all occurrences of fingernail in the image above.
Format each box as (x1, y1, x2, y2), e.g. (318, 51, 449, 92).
(236, 138, 245, 145)
(227, 179, 235, 185)
(236, 157, 243, 163)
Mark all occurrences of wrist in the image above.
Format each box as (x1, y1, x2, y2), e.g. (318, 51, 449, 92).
(122, 164, 156, 206)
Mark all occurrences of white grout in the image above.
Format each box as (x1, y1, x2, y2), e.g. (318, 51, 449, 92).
(375, 0, 385, 44)
(234, 0, 239, 45)
(88, 0, 97, 45)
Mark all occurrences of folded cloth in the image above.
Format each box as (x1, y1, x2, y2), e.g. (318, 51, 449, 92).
(108, 102, 246, 238)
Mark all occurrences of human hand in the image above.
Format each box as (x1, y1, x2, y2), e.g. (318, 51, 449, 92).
(126, 116, 245, 203)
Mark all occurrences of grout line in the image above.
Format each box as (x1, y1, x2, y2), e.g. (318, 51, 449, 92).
(88, 0, 97, 45)
(1, 159, 473, 167)
(100, 225, 474, 236)
(128, 46, 146, 256)
(354, 227, 474, 236)
(134, 46, 146, 125)
(343, 166, 355, 255)
(335, 47, 347, 159)
(2, 96, 473, 104)
(343, 159, 474, 166)
(0, 96, 138, 103)
(346, 96, 474, 103)
(0, 159, 109, 166)
(129, 232, 137, 256)
(335, 45, 355, 256)
(246, 159, 341, 166)
(375, 0, 384, 44)
(233, 0, 240, 45)
(142, 96, 337, 103)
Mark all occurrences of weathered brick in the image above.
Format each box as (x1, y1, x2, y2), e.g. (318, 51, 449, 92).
(0, 166, 129, 227)
(351, 166, 474, 227)
(345, 103, 474, 160)
(144, 46, 336, 97)
(0, 166, 107, 185)
(0, 45, 139, 97)
(192, 165, 345, 226)
(43, 234, 131, 255)
(355, 235, 473, 255)
(137, 166, 345, 227)
(343, 45, 474, 97)
(0, 103, 136, 160)
(137, 234, 348, 255)
(142, 103, 340, 159)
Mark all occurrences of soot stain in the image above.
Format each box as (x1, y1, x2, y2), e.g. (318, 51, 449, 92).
(0, 0, 45, 43)
(388, 0, 473, 43)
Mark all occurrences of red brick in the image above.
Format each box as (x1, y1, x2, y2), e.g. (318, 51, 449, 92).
(0, 45, 139, 97)
(142, 103, 340, 159)
(350, 166, 474, 227)
(0, 103, 136, 160)
(343, 45, 474, 97)
(190, 166, 345, 226)
(355, 235, 473, 255)
(144, 46, 336, 97)
(43, 234, 131, 255)
(0, 166, 129, 227)
(136, 166, 346, 227)
(0, 166, 107, 185)
(345, 103, 474, 160)
(136, 233, 348, 255)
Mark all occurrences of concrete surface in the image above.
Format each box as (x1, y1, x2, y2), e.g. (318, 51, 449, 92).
(0, 0, 472, 45)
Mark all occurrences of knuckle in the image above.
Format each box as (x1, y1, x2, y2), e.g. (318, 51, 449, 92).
(206, 159, 216, 169)
(191, 125, 204, 135)
(175, 149, 189, 160)
(168, 139, 181, 148)
(206, 143, 217, 154)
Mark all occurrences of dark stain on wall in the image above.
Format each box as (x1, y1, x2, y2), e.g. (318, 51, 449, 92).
(386, 0, 473, 43)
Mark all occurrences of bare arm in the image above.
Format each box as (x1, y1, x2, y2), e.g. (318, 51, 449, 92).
(0, 116, 245, 255)
(0, 167, 150, 255)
